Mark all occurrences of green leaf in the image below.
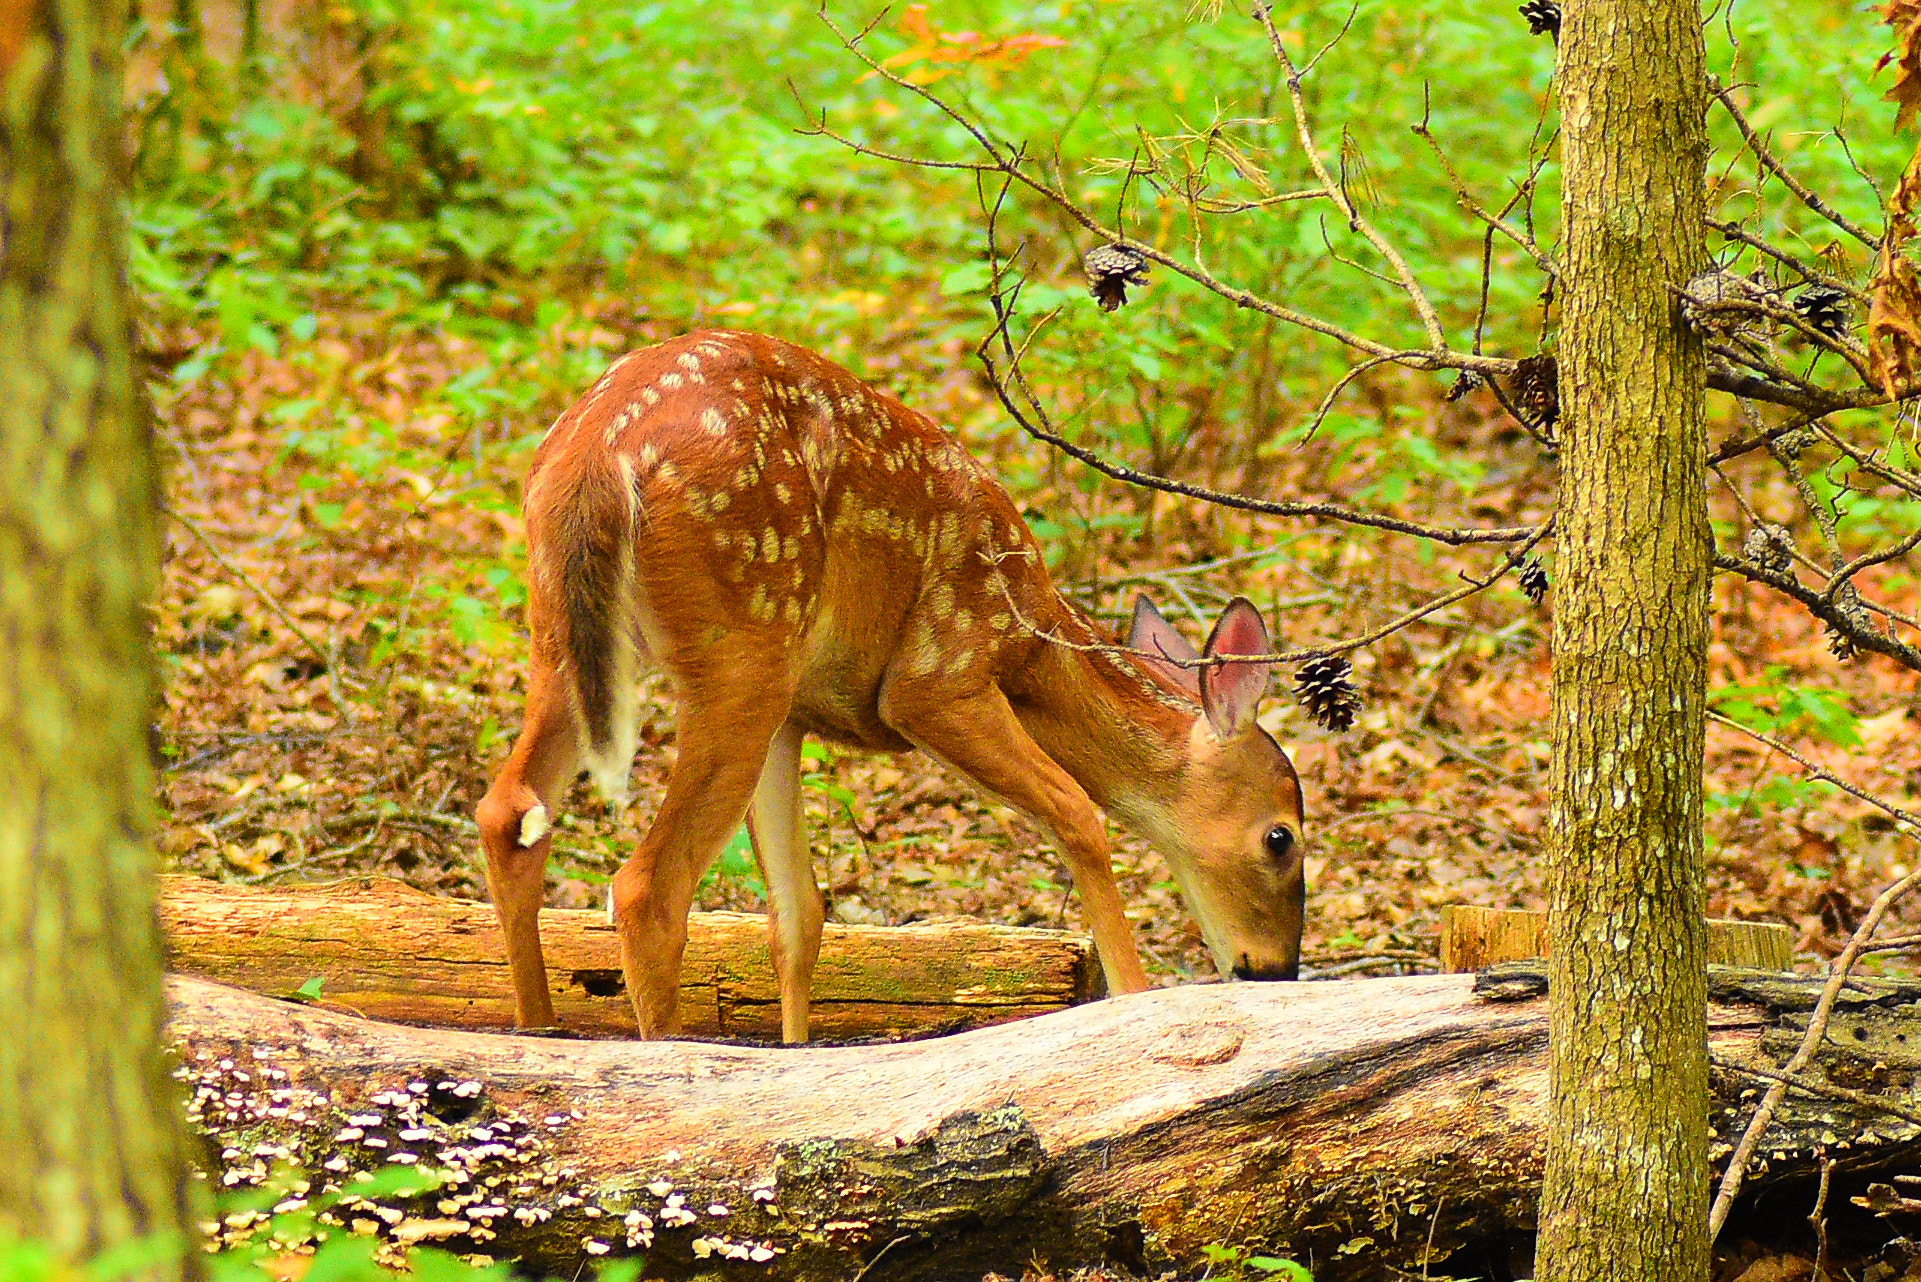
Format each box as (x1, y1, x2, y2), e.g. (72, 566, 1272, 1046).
(289, 976, 326, 1002)
(939, 261, 995, 296)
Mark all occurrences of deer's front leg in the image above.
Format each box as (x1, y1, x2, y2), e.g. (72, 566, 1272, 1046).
(881, 681, 1152, 996)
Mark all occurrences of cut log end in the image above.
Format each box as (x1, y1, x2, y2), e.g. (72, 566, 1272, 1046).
(1440, 904, 1794, 973)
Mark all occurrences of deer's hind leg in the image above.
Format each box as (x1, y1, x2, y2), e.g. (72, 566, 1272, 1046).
(746, 721, 823, 1044)
(610, 675, 796, 1039)
(476, 645, 582, 1029)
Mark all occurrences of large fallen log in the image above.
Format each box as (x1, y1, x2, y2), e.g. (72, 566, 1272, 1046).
(159, 875, 1101, 1040)
(169, 965, 1921, 1281)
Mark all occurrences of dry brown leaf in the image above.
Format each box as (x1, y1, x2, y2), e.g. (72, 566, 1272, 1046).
(1869, 146, 1921, 397)
(1885, 0, 1921, 129)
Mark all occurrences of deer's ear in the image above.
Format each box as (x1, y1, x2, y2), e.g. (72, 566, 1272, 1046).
(1199, 597, 1274, 740)
(1127, 595, 1202, 697)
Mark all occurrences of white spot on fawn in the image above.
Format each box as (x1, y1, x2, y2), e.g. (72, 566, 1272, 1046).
(517, 806, 551, 848)
(700, 407, 729, 437)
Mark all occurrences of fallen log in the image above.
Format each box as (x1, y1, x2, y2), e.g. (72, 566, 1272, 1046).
(158, 875, 1101, 1040)
(169, 964, 1921, 1281)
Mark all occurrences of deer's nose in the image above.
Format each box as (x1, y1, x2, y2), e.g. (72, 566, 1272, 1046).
(1231, 954, 1299, 982)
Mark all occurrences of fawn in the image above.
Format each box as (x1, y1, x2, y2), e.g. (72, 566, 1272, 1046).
(476, 330, 1308, 1043)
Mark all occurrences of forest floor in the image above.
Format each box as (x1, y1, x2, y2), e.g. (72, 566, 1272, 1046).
(150, 304, 1921, 1281)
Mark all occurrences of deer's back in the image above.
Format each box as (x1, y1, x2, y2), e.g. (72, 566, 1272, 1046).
(524, 330, 1061, 750)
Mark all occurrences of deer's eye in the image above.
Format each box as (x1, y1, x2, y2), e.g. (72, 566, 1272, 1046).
(1264, 825, 1295, 862)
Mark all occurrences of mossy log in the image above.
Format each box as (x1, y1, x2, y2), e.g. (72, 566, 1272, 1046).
(158, 875, 1101, 1041)
(169, 965, 1921, 1281)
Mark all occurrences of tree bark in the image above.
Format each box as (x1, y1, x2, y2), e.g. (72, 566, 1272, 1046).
(169, 965, 1921, 1281)
(0, 0, 194, 1275)
(158, 875, 1102, 1041)
(1545, 0, 1712, 1278)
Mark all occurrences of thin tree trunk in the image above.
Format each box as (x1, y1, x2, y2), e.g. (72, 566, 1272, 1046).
(1541, 0, 1711, 1277)
(0, 2, 194, 1275)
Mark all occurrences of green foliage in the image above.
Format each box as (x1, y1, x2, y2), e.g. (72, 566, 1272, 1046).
(1710, 668, 1862, 748)
(700, 826, 764, 897)
(1199, 1241, 1315, 1281)
(129, 0, 1912, 662)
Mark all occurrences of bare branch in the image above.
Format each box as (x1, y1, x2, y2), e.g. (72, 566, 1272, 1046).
(974, 282, 1536, 545)
(1708, 863, 1921, 1240)
(1706, 710, 1921, 834)
(1254, 4, 1445, 351)
(1708, 75, 1881, 251)
(1713, 549, 1921, 671)
(1709, 219, 1870, 305)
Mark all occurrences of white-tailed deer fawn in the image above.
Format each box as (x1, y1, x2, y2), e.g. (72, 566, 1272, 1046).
(476, 330, 1307, 1043)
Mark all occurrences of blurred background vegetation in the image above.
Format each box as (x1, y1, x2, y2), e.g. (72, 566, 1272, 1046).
(142, 0, 1921, 977)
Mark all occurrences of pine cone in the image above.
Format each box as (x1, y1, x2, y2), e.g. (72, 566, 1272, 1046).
(1446, 369, 1487, 402)
(1741, 523, 1794, 575)
(1680, 267, 1780, 337)
(1773, 427, 1816, 459)
(1517, 557, 1548, 604)
(1519, 0, 1560, 37)
(1294, 655, 1361, 733)
(1508, 354, 1560, 433)
(1826, 580, 1870, 662)
(1083, 245, 1151, 312)
(1792, 285, 1850, 338)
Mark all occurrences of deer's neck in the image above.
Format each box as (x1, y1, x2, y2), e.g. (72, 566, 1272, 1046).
(1007, 609, 1195, 830)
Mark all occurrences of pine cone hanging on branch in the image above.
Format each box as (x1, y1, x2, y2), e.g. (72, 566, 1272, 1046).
(1083, 245, 1151, 312)
(1294, 655, 1361, 732)
(1792, 285, 1850, 337)
(1507, 354, 1560, 433)
(1826, 580, 1870, 662)
(1517, 558, 1549, 605)
(1741, 523, 1795, 575)
(1519, 0, 1560, 38)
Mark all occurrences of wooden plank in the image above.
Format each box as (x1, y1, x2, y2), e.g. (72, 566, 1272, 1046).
(1439, 904, 1793, 972)
(158, 875, 1102, 1041)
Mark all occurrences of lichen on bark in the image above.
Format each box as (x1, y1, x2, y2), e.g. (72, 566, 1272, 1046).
(0, 0, 194, 1274)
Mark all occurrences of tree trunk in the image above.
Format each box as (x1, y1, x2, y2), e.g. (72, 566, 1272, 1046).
(0, 2, 193, 1274)
(169, 965, 1921, 1281)
(1544, 0, 1711, 1277)
(158, 875, 1102, 1040)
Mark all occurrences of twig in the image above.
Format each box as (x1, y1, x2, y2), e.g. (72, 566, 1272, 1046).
(984, 523, 1550, 672)
(1708, 75, 1881, 251)
(973, 270, 1537, 547)
(1254, 3, 1443, 351)
(1708, 865, 1921, 1239)
(315, 805, 479, 838)
(1811, 1153, 1834, 1282)
(1706, 711, 1921, 835)
(165, 505, 337, 678)
(807, 6, 1510, 378)
(1713, 1056, 1921, 1130)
